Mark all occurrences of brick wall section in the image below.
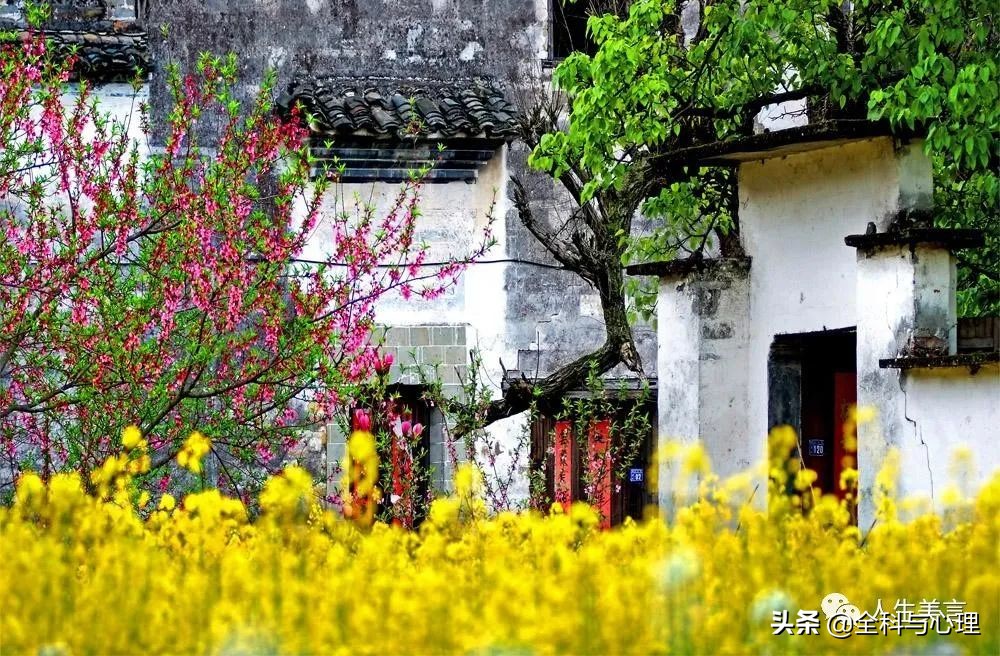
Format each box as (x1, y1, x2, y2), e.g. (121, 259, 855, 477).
(325, 423, 347, 501)
(383, 324, 469, 398)
(326, 323, 469, 498)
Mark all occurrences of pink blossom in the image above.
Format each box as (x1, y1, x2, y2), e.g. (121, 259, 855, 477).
(0, 31, 490, 486)
(354, 409, 372, 432)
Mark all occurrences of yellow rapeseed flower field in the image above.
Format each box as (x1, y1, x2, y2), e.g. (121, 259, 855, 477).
(0, 427, 997, 655)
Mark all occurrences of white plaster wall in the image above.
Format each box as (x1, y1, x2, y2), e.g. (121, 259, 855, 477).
(855, 245, 917, 524)
(76, 83, 150, 146)
(657, 278, 701, 445)
(740, 137, 909, 474)
(302, 149, 529, 504)
(657, 266, 751, 510)
(303, 152, 511, 362)
(699, 278, 752, 475)
(3, 84, 149, 239)
(856, 242, 994, 524)
(656, 277, 700, 516)
(16, 84, 150, 210)
(650, 136, 994, 523)
(898, 365, 1000, 506)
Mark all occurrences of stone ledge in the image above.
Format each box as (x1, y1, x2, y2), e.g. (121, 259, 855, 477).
(845, 228, 984, 251)
(625, 257, 751, 280)
(879, 351, 999, 373)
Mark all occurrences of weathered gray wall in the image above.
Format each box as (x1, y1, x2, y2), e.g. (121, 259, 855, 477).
(147, 0, 654, 381)
(146, 1, 657, 498)
(505, 143, 657, 379)
(147, 1, 543, 110)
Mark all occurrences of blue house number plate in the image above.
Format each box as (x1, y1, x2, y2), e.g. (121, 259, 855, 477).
(629, 468, 644, 483)
(808, 439, 825, 457)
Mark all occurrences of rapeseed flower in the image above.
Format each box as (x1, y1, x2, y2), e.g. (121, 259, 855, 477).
(177, 431, 211, 474)
(121, 425, 145, 451)
(0, 435, 996, 655)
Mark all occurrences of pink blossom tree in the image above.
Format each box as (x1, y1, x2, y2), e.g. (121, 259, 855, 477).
(0, 33, 491, 494)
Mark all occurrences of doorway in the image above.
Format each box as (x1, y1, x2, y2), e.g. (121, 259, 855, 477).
(530, 399, 656, 528)
(768, 328, 857, 498)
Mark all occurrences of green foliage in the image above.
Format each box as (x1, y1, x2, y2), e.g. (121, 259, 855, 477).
(535, 0, 998, 315)
(22, 1, 51, 27)
(549, 363, 652, 511)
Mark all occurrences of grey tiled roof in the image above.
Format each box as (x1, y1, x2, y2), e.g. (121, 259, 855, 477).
(52, 30, 149, 82)
(277, 78, 519, 141)
(0, 29, 149, 82)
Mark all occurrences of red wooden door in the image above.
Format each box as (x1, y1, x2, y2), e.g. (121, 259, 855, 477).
(832, 372, 857, 502)
(553, 420, 574, 512)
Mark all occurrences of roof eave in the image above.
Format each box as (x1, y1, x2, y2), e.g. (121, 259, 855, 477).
(656, 120, 913, 168)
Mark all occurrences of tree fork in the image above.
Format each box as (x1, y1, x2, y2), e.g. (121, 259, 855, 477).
(468, 253, 644, 432)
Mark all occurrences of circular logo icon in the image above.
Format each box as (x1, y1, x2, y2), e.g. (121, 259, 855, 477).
(821, 592, 850, 618)
(822, 592, 862, 638)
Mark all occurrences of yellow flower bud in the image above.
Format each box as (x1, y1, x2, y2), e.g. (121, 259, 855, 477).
(121, 425, 143, 450)
(158, 493, 176, 512)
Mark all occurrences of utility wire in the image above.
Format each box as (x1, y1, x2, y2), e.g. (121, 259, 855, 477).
(260, 256, 568, 272)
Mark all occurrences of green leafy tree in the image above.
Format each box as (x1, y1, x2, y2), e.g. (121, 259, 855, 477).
(474, 0, 995, 430)
(532, 0, 997, 317)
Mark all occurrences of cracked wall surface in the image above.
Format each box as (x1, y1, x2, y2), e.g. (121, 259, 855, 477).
(855, 241, 999, 524)
(735, 137, 999, 528)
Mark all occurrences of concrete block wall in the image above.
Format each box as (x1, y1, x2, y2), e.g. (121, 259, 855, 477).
(326, 323, 469, 498)
(385, 322, 470, 492)
(325, 423, 346, 500)
(383, 323, 470, 397)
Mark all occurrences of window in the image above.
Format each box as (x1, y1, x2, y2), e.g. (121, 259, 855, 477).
(551, 0, 598, 60)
